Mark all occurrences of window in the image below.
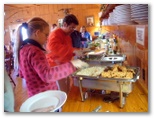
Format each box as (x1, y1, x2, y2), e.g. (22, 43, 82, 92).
(21, 27, 28, 40)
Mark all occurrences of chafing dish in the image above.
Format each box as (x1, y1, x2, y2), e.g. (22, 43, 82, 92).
(72, 66, 140, 108)
(101, 54, 126, 62)
(82, 55, 102, 62)
(82, 52, 105, 62)
(82, 53, 126, 64)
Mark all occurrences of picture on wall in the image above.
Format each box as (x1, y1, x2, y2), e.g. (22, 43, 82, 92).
(86, 16, 94, 26)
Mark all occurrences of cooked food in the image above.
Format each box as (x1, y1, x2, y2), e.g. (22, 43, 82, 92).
(101, 64, 135, 79)
(127, 68, 135, 74)
(101, 70, 112, 78)
(90, 46, 95, 50)
(112, 66, 118, 72)
(118, 65, 127, 72)
(111, 71, 127, 78)
(124, 72, 134, 79)
(76, 66, 105, 77)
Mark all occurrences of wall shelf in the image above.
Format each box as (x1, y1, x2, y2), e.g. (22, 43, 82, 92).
(100, 4, 120, 21)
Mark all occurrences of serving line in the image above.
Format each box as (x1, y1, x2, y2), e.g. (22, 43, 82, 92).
(72, 66, 140, 108)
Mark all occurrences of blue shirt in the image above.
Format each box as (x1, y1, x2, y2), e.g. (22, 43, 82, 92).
(82, 32, 91, 41)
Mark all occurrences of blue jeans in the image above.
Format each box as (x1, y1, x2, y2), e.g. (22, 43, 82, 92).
(81, 41, 88, 48)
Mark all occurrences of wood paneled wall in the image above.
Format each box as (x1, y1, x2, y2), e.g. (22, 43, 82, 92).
(4, 4, 148, 89)
(101, 25, 148, 89)
(4, 4, 100, 45)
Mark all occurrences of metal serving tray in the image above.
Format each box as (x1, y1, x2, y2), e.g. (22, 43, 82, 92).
(73, 66, 140, 82)
(81, 52, 105, 62)
(73, 66, 140, 93)
(101, 54, 126, 62)
(82, 54, 126, 63)
(72, 66, 140, 108)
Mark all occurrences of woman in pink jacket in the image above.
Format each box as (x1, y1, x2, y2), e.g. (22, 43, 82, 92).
(14, 17, 88, 97)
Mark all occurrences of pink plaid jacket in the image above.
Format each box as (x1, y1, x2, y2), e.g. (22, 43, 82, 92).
(19, 44, 75, 97)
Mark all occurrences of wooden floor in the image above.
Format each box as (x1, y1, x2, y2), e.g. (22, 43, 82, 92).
(62, 83, 148, 112)
(12, 72, 148, 112)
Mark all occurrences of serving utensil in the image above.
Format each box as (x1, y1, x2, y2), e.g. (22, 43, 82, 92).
(92, 105, 102, 112)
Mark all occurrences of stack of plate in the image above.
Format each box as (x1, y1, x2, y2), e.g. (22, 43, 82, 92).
(130, 4, 148, 24)
(102, 18, 110, 25)
(112, 4, 136, 25)
(108, 12, 116, 25)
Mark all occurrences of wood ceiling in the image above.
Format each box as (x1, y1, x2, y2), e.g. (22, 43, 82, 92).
(4, 4, 101, 25)
(4, 4, 40, 12)
(4, 4, 101, 12)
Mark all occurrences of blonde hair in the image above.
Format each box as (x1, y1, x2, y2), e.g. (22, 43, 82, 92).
(13, 17, 49, 71)
(80, 26, 87, 32)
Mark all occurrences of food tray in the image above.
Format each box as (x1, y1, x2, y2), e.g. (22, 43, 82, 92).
(86, 50, 105, 56)
(81, 54, 126, 63)
(81, 53, 104, 62)
(73, 66, 140, 108)
(72, 66, 140, 82)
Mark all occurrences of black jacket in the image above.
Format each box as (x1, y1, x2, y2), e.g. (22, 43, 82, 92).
(70, 30, 82, 48)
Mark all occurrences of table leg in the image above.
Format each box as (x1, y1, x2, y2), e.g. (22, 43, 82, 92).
(119, 82, 124, 108)
(78, 77, 84, 101)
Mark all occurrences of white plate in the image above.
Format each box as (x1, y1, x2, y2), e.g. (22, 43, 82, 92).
(131, 11, 148, 15)
(113, 11, 131, 16)
(130, 5, 148, 10)
(115, 4, 130, 9)
(20, 90, 67, 112)
(131, 17, 148, 20)
(114, 17, 131, 21)
(131, 14, 148, 18)
(114, 8, 131, 12)
(131, 8, 148, 13)
(87, 50, 105, 55)
(130, 4, 148, 8)
(114, 12, 131, 16)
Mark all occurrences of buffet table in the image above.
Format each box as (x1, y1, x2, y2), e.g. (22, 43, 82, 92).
(73, 54, 140, 108)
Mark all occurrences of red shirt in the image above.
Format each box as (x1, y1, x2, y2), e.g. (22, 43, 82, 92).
(19, 44, 75, 97)
(46, 28, 75, 66)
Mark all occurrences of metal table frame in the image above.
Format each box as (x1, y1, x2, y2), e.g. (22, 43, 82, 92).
(73, 67, 140, 108)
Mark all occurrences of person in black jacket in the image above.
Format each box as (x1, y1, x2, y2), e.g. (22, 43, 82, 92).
(70, 29, 82, 48)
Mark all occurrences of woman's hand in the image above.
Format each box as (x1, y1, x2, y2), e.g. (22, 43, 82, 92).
(82, 48, 91, 52)
(71, 59, 89, 69)
(73, 50, 84, 58)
